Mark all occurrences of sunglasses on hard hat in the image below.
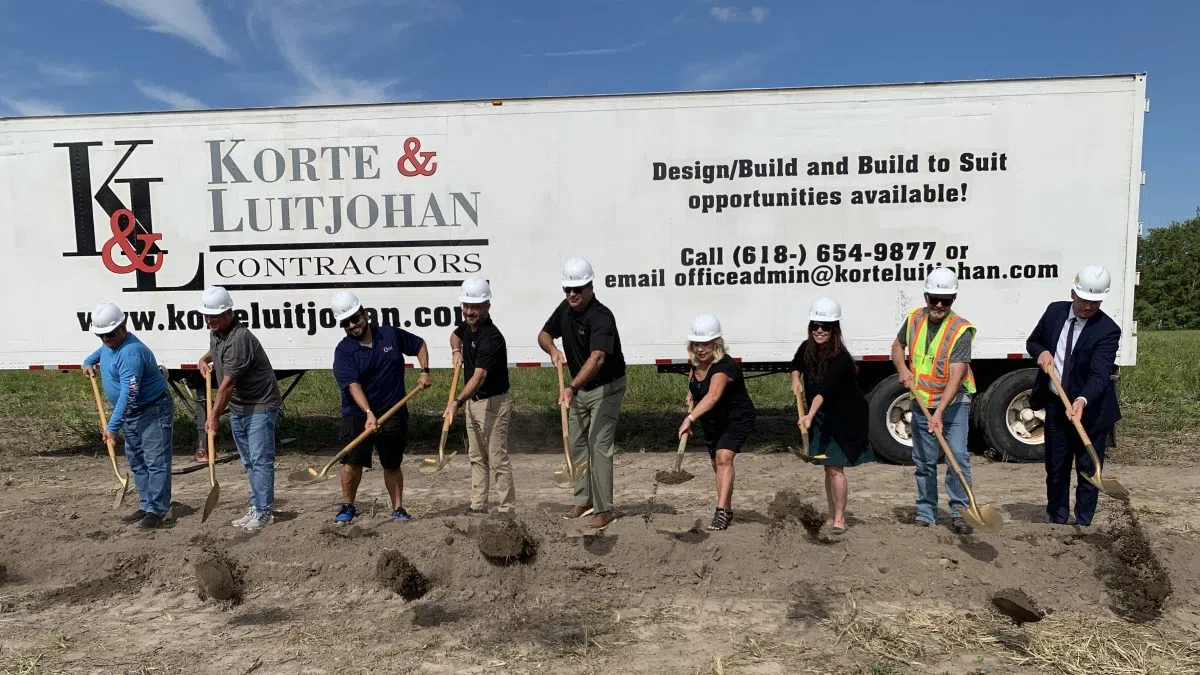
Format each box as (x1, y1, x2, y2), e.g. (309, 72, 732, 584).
(809, 321, 834, 333)
(927, 295, 955, 307)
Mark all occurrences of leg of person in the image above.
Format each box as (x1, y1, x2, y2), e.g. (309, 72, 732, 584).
(1072, 424, 1110, 526)
(824, 469, 836, 527)
(119, 411, 151, 524)
(713, 448, 736, 509)
(242, 410, 278, 532)
(584, 377, 626, 528)
(228, 414, 255, 527)
(380, 416, 412, 521)
(1042, 402, 1073, 524)
(464, 398, 490, 513)
(909, 402, 940, 526)
(940, 400, 974, 533)
(485, 393, 516, 513)
(827, 466, 848, 531)
(335, 415, 371, 523)
(564, 393, 595, 519)
(137, 396, 175, 527)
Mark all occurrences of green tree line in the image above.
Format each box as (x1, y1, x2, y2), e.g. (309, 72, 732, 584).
(1135, 209, 1200, 330)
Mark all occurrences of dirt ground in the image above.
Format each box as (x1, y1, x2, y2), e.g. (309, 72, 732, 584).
(2, 443, 1200, 674)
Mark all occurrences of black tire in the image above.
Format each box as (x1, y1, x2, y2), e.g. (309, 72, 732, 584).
(867, 374, 915, 465)
(978, 368, 1045, 462)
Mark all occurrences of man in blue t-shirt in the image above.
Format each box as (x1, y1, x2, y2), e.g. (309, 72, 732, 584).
(82, 302, 174, 528)
(329, 291, 431, 524)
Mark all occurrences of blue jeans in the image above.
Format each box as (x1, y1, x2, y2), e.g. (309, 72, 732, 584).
(910, 399, 972, 523)
(230, 410, 277, 514)
(122, 395, 174, 516)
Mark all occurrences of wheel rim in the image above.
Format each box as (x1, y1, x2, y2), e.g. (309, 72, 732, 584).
(885, 392, 914, 447)
(1005, 389, 1044, 446)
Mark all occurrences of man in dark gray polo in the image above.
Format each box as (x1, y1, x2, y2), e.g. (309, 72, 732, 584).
(197, 286, 283, 532)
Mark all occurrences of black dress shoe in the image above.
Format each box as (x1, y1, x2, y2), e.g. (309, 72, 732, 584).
(121, 509, 147, 524)
(140, 513, 165, 529)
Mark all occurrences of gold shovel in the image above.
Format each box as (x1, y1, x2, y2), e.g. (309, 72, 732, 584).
(201, 369, 220, 522)
(907, 382, 1003, 532)
(552, 363, 587, 488)
(1044, 365, 1128, 499)
(654, 401, 695, 485)
(793, 379, 828, 463)
(421, 361, 461, 475)
(288, 385, 424, 483)
(87, 371, 130, 509)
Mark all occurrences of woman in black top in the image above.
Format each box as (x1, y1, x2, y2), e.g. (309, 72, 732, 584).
(790, 297, 874, 535)
(678, 314, 756, 531)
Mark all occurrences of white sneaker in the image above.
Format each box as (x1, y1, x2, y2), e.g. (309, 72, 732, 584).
(244, 511, 274, 532)
(231, 507, 256, 527)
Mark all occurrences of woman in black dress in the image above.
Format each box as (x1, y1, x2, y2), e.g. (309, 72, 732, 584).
(790, 297, 874, 535)
(678, 314, 757, 531)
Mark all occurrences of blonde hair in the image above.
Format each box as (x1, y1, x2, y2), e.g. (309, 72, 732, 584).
(687, 337, 726, 366)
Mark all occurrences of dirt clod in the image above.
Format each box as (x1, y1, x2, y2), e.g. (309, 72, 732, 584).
(42, 554, 149, 605)
(654, 469, 694, 485)
(991, 588, 1044, 624)
(768, 490, 825, 539)
(0, 563, 7, 585)
(1094, 500, 1173, 622)
(319, 523, 377, 540)
(195, 551, 244, 605)
(477, 518, 537, 565)
(375, 550, 429, 601)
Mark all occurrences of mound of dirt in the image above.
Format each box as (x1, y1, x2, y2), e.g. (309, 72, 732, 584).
(768, 490, 825, 539)
(319, 523, 377, 539)
(990, 588, 1044, 624)
(375, 550, 429, 601)
(1095, 500, 1173, 622)
(654, 469, 694, 485)
(195, 551, 244, 605)
(42, 554, 149, 605)
(412, 602, 465, 627)
(477, 518, 537, 565)
(0, 562, 7, 585)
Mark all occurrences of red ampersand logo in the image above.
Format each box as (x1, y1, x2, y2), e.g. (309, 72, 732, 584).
(101, 209, 165, 274)
(397, 136, 438, 177)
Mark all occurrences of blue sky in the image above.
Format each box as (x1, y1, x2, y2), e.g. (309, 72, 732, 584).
(0, 0, 1194, 229)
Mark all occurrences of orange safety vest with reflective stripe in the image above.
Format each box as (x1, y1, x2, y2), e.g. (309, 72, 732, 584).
(905, 306, 976, 409)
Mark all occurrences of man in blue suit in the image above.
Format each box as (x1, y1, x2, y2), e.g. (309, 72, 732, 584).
(1025, 265, 1122, 526)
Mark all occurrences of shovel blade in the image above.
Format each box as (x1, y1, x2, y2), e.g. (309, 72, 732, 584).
(1083, 470, 1128, 499)
(287, 467, 323, 483)
(201, 483, 220, 522)
(963, 503, 1004, 533)
(112, 474, 130, 509)
(419, 451, 457, 475)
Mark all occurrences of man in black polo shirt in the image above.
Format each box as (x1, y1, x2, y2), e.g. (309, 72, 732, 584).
(443, 277, 515, 515)
(537, 257, 627, 529)
(330, 291, 431, 524)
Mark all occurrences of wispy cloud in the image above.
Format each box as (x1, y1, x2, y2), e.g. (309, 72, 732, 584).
(682, 48, 772, 89)
(246, 0, 455, 106)
(104, 0, 234, 61)
(36, 63, 105, 85)
(2, 97, 67, 116)
(528, 41, 646, 58)
(710, 6, 769, 23)
(135, 81, 205, 110)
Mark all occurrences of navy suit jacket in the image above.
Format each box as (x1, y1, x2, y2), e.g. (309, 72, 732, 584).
(1026, 300, 1121, 435)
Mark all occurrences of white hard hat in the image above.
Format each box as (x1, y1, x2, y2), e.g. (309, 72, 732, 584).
(459, 276, 493, 304)
(808, 297, 842, 322)
(198, 286, 234, 315)
(923, 267, 959, 296)
(688, 313, 722, 342)
(89, 302, 126, 334)
(561, 257, 595, 288)
(330, 291, 362, 322)
(1073, 265, 1111, 302)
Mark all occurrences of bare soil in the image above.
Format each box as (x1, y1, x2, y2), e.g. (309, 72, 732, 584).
(2, 448, 1200, 673)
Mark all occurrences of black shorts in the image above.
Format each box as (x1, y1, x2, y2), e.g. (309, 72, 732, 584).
(339, 415, 407, 470)
(703, 419, 754, 458)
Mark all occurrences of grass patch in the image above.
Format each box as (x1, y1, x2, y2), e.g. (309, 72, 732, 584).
(2, 331, 1195, 460)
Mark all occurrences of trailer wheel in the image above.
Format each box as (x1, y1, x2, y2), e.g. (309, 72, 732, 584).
(867, 375, 915, 465)
(978, 369, 1044, 462)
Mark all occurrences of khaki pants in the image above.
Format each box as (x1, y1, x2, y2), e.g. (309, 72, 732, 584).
(464, 392, 515, 511)
(568, 376, 626, 514)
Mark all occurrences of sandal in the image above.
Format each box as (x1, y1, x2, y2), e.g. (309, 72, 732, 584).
(706, 508, 732, 531)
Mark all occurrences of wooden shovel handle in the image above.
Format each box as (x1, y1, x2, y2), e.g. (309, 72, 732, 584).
(674, 401, 694, 472)
(556, 362, 574, 476)
(794, 379, 811, 453)
(205, 370, 216, 484)
(1042, 365, 1095, 446)
(906, 382, 979, 506)
(319, 385, 425, 476)
(87, 372, 123, 481)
